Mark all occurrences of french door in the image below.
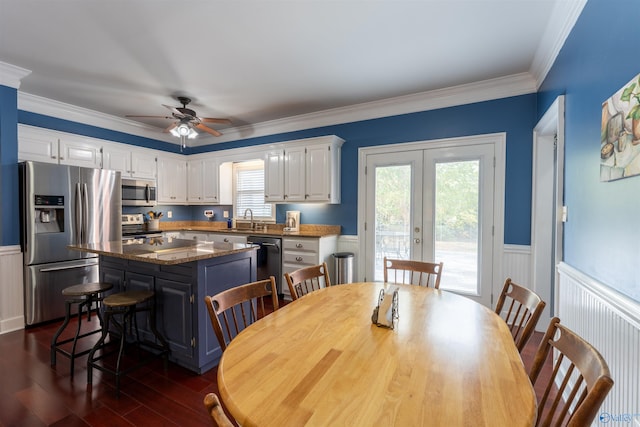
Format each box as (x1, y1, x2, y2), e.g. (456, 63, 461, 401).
(363, 139, 498, 307)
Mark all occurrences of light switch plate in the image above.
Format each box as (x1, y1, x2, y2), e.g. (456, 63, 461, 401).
(223, 210, 229, 218)
(167, 211, 173, 219)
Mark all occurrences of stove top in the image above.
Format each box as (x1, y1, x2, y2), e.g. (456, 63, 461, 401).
(122, 213, 161, 238)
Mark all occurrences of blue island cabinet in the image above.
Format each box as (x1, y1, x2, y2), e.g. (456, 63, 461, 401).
(98, 249, 257, 374)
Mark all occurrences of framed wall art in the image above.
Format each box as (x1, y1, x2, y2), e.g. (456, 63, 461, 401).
(601, 73, 640, 181)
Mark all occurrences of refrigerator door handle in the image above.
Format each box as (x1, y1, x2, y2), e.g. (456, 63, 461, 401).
(82, 183, 89, 244)
(75, 182, 83, 245)
(39, 263, 96, 273)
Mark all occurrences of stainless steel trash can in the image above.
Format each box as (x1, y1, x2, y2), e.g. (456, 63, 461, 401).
(333, 252, 354, 284)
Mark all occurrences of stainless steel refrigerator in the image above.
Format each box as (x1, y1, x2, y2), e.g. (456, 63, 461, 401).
(19, 161, 122, 325)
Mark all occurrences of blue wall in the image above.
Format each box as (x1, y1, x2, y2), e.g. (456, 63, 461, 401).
(538, 0, 640, 301)
(195, 94, 537, 241)
(0, 85, 19, 246)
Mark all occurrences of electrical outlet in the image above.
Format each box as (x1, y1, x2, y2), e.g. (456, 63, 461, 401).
(223, 210, 229, 218)
(204, 210, 214, 219)
(167, 211, 173, 219)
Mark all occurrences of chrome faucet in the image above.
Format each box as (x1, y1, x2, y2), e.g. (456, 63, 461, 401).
(243, 208, 254, 229)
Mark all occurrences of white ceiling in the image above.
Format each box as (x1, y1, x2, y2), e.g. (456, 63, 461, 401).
(0, 0, 584, 146)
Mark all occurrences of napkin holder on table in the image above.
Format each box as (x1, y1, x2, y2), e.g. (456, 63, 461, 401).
(371, 286, 399, 329)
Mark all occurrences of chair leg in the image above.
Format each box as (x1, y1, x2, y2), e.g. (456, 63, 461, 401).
(87, 309, 112, 385)
(51, 300, 73, 366)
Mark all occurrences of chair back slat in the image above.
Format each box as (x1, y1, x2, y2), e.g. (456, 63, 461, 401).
(285, 262, 331, 300)
(529, 317, 614, 427)
(383, 257, 443, 289)
(495, 278, 546, 352)
(204, 277, 279, 351)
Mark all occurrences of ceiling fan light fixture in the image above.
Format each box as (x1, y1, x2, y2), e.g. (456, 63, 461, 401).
(176, 123, 191, 136)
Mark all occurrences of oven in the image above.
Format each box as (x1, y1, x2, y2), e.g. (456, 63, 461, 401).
(122, 213, 162, 240)
(122, 178, 157, 206)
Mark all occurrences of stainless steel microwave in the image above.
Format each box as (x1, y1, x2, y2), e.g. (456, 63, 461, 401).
(122, 178, 157, 206)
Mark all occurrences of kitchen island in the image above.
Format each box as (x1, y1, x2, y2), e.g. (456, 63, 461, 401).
(69, 237, 258, 374)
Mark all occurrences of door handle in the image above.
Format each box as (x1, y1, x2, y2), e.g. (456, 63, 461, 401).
(414, 238, 421, 244)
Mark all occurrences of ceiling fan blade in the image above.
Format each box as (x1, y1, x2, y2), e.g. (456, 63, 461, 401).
(163, 122, 178, 133)
(126, 115, 173, 119)
(200, 117, 232, 125)
(162, 104, 185, 117)
(196, 123, 222, 137)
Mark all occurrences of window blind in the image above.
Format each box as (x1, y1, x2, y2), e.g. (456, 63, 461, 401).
(233, 160, 273, 220)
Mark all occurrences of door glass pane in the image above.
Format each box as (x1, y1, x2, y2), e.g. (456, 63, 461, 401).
(374, 165, 412, 281)
(434, 160, 479, 294)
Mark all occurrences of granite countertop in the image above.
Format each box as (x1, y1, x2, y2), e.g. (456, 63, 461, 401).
(68, 237, 258, 265)
(159, 221, 341, 238)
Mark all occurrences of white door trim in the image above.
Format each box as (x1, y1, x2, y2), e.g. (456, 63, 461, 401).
(358, 133, 505, 304)
(532, 95, 565, 325)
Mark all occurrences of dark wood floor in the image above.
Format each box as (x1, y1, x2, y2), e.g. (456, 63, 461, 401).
(0, 312, 552, 426)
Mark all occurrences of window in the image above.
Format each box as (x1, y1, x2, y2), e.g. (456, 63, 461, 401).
(233, 160, 274, 221)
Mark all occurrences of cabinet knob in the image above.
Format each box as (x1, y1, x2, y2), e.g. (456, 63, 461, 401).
(305, 194, 309, 199)
(224, 238, 229, 243)
(295, 256, 303, 262)
(296, 243, 303, 248)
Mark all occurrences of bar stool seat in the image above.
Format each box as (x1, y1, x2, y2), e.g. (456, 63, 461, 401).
(87, 289, 169, 395)
(50, 282, 113, 376)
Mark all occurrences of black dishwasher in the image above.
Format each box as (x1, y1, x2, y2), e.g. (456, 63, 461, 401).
(247, 236, 283, 297)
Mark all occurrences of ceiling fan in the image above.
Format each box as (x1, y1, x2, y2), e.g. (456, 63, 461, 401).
(126, 96, 231, 138)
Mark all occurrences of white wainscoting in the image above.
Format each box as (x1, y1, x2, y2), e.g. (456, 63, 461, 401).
(0, 245, 24, 334)
(557, 262, 640, 426)
(502, 244, 532, 288)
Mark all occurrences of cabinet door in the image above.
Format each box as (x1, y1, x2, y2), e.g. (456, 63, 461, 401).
(59, 137, 102, 168)
(125, 271, 155, 341)
(264, 150, 285, 202)
(155, 278, 194, 361)
(158, 156, 187, 203)
(202, 157, 220, 203)
(305, 144, 332, 202)
(102, 145, 132, 175)
(284, 146, 306, 201)
(18, 126, 59, 163)
(187, 160, 204, 203)
(131, 151, 157, 179)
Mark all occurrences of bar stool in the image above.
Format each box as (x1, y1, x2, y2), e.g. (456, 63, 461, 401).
(87, 289, 169, 395)
(50, 282, 113, 376)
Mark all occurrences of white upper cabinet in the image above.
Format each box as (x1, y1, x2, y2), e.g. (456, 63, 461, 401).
(102, 144, 157, 180)
(264, 149, 285, 202)
(18, 125, 101, 168)
(157, 154, 187, 204)
(265, 135, 343, 204)
(187, 157, 232, 205)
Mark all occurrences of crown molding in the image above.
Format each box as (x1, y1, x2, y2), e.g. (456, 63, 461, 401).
(17, 72, 537, 147)
(0, 61, 31, 89)
(202, 72, 538, 145)
(531, 0, 587, 89)
(17, 92, 176, 144)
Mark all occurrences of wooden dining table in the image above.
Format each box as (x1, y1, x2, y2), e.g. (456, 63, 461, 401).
(217, 282, 537, 426)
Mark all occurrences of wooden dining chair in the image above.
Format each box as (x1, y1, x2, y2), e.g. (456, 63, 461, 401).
(204, 277, 279, 351)
(529, 317, 613, 427)
(383, 257, 443, 288)
(284, 262, 331, 300)
(494, 277, 546, 352)
(203, 393, 234, 427)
